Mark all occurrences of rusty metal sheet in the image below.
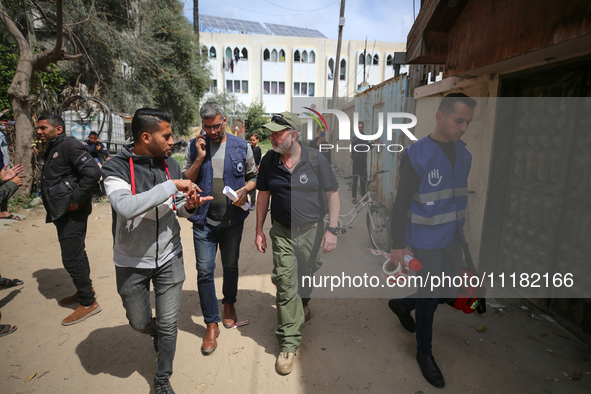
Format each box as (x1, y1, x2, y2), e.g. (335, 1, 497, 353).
(353, 75, 409, 208)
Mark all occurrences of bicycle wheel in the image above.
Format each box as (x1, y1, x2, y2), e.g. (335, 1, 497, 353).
(366, 204, 390, 251)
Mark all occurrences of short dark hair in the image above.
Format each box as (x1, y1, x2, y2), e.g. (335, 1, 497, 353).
(358, 121, 364, 126)
(38, 114, 65, 130)
(438, 92, 477, 114)
(89, 131, 98, 137)
(200, 102, 224, 120)
(249, 133, 259, 139)
(131, 108, 172, 142)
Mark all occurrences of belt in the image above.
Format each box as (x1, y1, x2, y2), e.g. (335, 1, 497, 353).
(272, 219, 317, 232)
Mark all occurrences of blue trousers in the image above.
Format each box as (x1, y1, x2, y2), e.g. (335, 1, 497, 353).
(398, 237, 462, 356)
(193, 222, 244, 324)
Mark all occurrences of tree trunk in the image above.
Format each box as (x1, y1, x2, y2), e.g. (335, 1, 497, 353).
(0, 0, 81, 196)
(7, 51, 36, 195)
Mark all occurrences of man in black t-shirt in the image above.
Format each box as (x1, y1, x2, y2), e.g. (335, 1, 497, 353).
(255, 112, 340, 376)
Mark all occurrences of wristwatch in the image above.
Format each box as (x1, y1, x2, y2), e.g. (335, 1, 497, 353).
(327, 226, 340, 235)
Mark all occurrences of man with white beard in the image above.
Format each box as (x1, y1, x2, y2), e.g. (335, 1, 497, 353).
(254, 112, 340, 375)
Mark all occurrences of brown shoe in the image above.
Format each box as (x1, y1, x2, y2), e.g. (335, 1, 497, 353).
(223, 303, 237, 328)
(58, 287, 95, 306)
(62, 301, 101, 326)
(201, 322, 219, 355)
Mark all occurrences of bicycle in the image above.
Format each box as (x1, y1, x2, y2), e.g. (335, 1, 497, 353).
(338, 170, 391, 251)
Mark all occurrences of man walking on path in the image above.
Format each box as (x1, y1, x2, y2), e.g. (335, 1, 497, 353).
(37, 114, 102, 326)
(248, 133, 262, 210)
(255, 112, 340, 375)
(387, 93, 476, 388)
(181, 102, 257, 355)
(102, 108, 210, 394)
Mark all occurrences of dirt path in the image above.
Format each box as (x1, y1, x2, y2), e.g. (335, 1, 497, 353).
(1, 194, 590, 393)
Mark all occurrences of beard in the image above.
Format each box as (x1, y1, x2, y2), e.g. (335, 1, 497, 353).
(272, 133, 294, 154)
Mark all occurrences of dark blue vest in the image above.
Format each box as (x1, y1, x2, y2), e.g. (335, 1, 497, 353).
(187, 133, 250, 225)
(404, 136, 471, 249)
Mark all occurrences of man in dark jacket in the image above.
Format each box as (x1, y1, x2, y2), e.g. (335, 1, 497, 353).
(37, 114, 102, 326)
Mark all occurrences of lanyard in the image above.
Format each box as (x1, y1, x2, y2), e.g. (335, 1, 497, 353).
(129, 157, 176, 211)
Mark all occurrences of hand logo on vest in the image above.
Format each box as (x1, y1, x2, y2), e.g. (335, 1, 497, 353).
(300, 173, 309, 184)
(428, 169, 442, 187)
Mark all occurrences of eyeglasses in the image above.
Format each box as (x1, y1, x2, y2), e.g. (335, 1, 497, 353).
(202, 123, 224, 132)
(271, 114, 292, 129)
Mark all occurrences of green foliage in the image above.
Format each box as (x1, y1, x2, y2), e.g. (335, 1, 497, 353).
(0, 44, 18, 116)
(49, 0, 209, 135)
(245, 100, 270, 141)
(203, 91, 246, 118)
(172, 153, 184, 169)
(0, 0, 209, 134)
(0, 43, 64, 118)
(7, 193, 39, 210)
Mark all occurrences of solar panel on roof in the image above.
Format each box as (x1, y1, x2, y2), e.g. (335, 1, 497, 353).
(200, 15, 328, 38)
(264, 22, 326, 38)
(200, 15, 268, 35)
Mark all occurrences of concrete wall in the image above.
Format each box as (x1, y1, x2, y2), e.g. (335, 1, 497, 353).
(353, 75, 409, 207)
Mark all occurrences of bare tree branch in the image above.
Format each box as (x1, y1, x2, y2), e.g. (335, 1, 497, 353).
(0, 1, 33, 57)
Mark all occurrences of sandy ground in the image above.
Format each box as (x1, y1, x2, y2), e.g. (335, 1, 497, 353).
(1, 189, 590, 393)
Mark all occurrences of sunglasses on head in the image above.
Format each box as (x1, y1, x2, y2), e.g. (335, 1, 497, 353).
(271, 114, 292, 129)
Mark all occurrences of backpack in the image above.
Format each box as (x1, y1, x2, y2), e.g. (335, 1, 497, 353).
(259, 147, 328, 215)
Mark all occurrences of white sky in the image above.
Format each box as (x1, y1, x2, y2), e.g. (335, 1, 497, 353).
(181, 0, 418, 44)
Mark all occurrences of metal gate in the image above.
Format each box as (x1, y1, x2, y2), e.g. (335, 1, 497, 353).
(481, 58, 591, 342)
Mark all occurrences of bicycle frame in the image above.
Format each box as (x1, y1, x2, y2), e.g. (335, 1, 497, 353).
(339, 190, 374, 227)
(339, 170, 389, 232)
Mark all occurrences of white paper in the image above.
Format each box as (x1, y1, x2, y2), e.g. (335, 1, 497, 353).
(222, 186, 249, 211)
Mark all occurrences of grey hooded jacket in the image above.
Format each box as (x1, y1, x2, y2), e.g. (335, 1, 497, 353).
(102, 145, 196, 269)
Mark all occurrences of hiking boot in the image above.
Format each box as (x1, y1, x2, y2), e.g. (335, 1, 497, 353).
(388, 299, 415, 333)
(276, 351, 295, 375)
(62, 301, 102, 326)
(303, 305, 311, 322)
(223, 303, 237, 328)
(154, 378, 176, 394)
(58, 287, 95, 306)
(201, 322, 219, 355)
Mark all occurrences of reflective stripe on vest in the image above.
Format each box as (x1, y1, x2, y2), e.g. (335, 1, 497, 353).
(412, 187, 468, 204)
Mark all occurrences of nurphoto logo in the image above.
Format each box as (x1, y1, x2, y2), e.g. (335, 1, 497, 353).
(303, 108, 418, 153)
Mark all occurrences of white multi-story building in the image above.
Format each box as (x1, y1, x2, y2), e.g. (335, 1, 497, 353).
(199, 15, 406, 114)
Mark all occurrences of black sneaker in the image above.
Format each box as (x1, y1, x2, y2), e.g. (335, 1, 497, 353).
(154, 378, 175, 394)
(388, 299, 415, 333)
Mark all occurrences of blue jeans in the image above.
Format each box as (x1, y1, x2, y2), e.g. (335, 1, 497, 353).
(398, 237, 462, 356)
(115, 253, 185, 383)
(193, 222, 244, 324)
